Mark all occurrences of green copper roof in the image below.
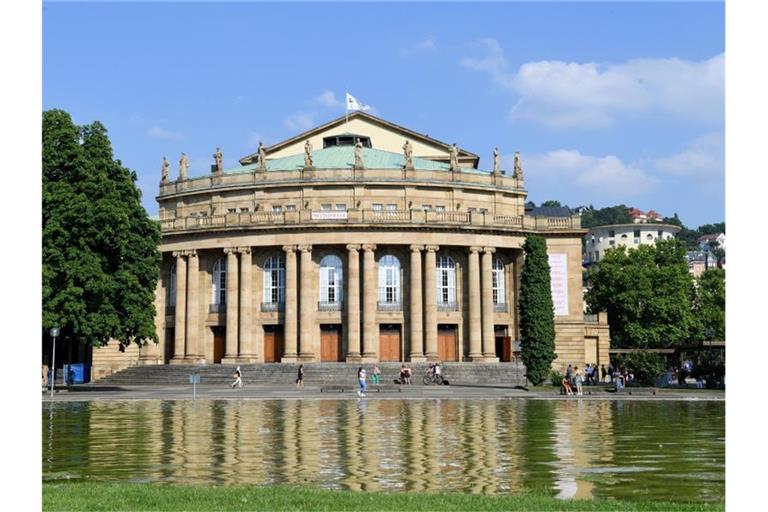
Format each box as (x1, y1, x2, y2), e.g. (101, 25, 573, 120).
(231, 146, 490, 174)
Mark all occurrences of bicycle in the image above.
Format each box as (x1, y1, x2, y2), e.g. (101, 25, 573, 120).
(423, 372, 444, 385)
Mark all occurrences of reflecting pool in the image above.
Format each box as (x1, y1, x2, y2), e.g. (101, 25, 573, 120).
(42, 399, 724, 502)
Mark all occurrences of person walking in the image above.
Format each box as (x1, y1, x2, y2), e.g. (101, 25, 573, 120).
(357, 367, 367, 397)
(566, 364, 573, 385)
(296, 364, 304, 389)
(600, 364, 607, 383)
(231, 366, 243, 389)
(372, 365, 381, 385)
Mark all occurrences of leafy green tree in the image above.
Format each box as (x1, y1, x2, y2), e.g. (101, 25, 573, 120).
(613, 352, 667, 385)
(43, 109, 161, 350)
(580, 204, 632, 229)
(693, 269, 725, 340)
(540, 200, 562, 208)
(586, 239, 697, 348)
(519, 236, 557, 385)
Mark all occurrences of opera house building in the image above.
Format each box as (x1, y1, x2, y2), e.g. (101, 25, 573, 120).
(93, 112, 608, 377)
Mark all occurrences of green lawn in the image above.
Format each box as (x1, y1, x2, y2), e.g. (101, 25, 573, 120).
(43, 482, 724, 511)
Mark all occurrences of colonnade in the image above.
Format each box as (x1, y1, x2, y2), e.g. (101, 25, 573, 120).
(168, 244, 507, 363)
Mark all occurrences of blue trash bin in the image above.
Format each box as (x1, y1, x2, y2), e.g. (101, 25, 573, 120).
(69, 363, 90, 384)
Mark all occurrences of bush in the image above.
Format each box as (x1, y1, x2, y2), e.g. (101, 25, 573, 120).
(613, 352, 666, 386)
(549, 370, 564, 386)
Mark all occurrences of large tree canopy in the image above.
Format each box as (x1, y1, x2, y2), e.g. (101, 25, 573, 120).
(693, 269, 725, 341)
(585, 239, 698, 348)
(43, 109, 161, 349)
(519, 235, 557, 385)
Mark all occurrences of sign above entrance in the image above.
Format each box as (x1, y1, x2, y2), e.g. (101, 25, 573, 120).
(311, 210, 348, 220)
(548, 253, 569, 316)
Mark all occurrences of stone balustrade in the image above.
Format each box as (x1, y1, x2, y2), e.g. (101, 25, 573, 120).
(158, 209, 581, 233)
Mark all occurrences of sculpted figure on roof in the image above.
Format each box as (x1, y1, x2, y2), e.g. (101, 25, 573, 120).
(449, 143, 460, 170)
(179, 152, 189, 180)
(161, 156, 169, 182)
(513, 151, 523, 179)
(403, 140, 413, 169)
(258, 141, 267, 170)
(354, 138, 365, 169)
(213, 147, 223, 174)
(304, 140, 313, 167)
(493, 147, 500, 175)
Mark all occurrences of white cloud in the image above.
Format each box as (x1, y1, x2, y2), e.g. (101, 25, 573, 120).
(283, 112, 316, 132)
(461, 38, 724, 128)
(655, 133, 724, 176)
(316, 90, 343, 108)
(400, 37, 437, 57)
(147, 126, 184, 141)
(520, 149, 657, 196)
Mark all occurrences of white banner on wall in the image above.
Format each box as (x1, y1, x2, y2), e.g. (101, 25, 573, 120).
(548, 253, 569, 316)
(311, 210, 348, 220)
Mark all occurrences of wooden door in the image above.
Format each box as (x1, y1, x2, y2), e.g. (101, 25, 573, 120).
(213, 329, 225, 363)
(437, 325, 458, 362)
(379, 325, 401, 362)
(321, 325, 342, 362)
(263, 326, 284, 363)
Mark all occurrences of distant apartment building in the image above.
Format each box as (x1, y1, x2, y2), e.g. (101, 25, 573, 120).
(628, 207, 664, 224)
(583, 223, 681, 264)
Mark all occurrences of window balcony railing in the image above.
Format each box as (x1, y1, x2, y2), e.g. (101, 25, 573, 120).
(437, 301, 458, 312)
(377, 301, 402, 311)
(209, 303, 225, 314)
(261, 301, 284, 312)
(318, 301, 343, 311)
(493, 303, 508, 313)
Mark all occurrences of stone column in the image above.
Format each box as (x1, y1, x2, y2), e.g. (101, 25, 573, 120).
(468, 246, 483, 361)
(362, 244, 377, 361)
(424, 245, 439, 360)
(223, 247, 240, 363)
(281, 245, 298, 362)
(140, 271, 164, 364)
(170, 251, 187, 364)
(298, 244, 315, 360)
(409, 245, 425, 361)
(185, 250, 202, 362)
(238, 247, 255, 362)
(346, 244, 362, 362)
(481, 247, 499, 361)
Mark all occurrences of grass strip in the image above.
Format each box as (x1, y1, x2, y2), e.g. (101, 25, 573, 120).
(43, 482, 724, 512)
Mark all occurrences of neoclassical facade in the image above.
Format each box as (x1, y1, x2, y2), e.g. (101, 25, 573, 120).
(93, 112, 608, 376)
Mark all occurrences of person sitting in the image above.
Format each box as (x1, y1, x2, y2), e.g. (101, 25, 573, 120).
(561, 376, 573, 395)
(404, 365, 412, 384)
(399, 364, 407, 385)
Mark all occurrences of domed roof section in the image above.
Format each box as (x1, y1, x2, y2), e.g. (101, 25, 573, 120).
(233, 146, 490, 173)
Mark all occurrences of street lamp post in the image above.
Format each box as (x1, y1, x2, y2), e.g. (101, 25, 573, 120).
(49, 327, 60, 398)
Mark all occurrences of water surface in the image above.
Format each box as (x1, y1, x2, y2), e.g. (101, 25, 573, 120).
(42, 399, 724, 502)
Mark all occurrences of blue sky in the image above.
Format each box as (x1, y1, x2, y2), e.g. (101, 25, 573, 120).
(43, 1, 724, 227)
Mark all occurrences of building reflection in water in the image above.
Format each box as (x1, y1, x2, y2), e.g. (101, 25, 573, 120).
(42, 399, 723, 502)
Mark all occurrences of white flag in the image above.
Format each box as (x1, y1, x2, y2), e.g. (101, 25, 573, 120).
(346, 92, 371, 112)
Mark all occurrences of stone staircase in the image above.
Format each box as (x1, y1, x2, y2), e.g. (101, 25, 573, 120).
(96, 362, 529, 387)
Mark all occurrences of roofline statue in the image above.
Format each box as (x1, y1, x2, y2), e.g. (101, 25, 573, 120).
(257, 141, 267, 171)
(213, 147, 224, 174)
(354, 138, 365, 170)
(492, 147, 500, 175)
(449, 143, 460, 171)
(513, 151, 523, 180)
(403, 140, 414, 169)
(304, 140, 313, 168)
(161, 156, 170, 182)
(179, 152, 189, 181)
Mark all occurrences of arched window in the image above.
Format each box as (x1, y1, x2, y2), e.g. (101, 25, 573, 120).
(168, 263, 176, 307)
(212, 258, 226, 305)
(263, 256, 285, 304)
(378, 254, 401, 304)
(319, 254, 343, 304)
(492, 257, 505, 304)
(436, 255, 456, 305)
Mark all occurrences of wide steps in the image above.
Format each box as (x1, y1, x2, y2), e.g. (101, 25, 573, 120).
(97, 362, 528, 387)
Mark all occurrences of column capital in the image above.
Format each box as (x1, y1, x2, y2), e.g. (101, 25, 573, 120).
(172, 251, 185, 258)
(409, 244, 424, 253)
(469, 246, 483, 254)
(223, 247, 238, 255)
(361, 243, 377, 252)
(237, 246, 251, 254)
(346, 244, 361, 252)
(297, 244, 313, 253)
(482, 246, 496, 254)
(186, 249, 197, 258)
(424, 245, 439, 253)
(282, 245, 297, 253)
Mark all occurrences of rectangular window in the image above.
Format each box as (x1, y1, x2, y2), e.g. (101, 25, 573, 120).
(240, 207, 249, 213)
(467, 207, 475, 213)
(321, 204, 332, 211)
(634, 229, 641, 238)
(422, 204, 432, 211)
(227, 208, 237, 214)
(658, 230, 663, 238)
(286, 204, 296, 212)
(435, 205, 446, 212)
(272, 205, 283, 213)
(372, 203, 383, 211)
(608, 230, 615, 238)
(336, 203, 347, 211)
(386, 203, 397, 211)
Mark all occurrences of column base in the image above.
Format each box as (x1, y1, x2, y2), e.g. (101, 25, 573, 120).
(233, 356, 259, 364)
(480, 355, 500, 362)
(409, 355, 427, 362)
(298, 353, 316, 362)
(220, 357, 241, 365)
(138, 357, 163, 366)
(169, 357, 189, 365)
(469, 353, 485, 362)
(361, 352, 378, 363)
(280, 354, 299, 363)
(425, 352, 439, 361)
(346, 353, 363, 363)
